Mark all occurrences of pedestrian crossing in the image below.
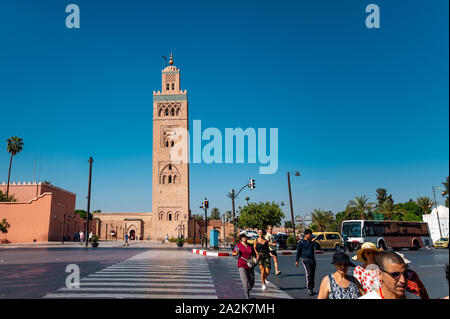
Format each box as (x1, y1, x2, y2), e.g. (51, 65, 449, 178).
(216, 257, 293, 299)
(44, 250, 218, 299)
(43, 249, 293, 299)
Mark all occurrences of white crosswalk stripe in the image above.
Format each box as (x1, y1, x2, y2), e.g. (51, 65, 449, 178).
(218, 256, 293, 299)
(43, 250, 218, 299)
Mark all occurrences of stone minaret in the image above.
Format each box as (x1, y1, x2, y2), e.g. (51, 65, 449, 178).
(152, 54, 190, 240)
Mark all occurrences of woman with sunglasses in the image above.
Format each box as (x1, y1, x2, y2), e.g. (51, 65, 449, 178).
(352, 242, 382, 293)
(317, 252, 365, 299)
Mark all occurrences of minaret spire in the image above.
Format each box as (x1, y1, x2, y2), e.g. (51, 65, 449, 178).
(169, 53, 174, 65)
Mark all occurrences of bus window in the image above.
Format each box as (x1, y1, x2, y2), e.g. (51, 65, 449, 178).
(342, 222, 361, 237)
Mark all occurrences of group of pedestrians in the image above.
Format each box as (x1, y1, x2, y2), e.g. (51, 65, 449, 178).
(233, 227, 446, 299)
(232, 225, 282, 299)
(77, 231, 93, 245)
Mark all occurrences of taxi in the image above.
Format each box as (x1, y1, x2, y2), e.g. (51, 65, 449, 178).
(434, 237, 449, 249)
(312, 232, 343, 250)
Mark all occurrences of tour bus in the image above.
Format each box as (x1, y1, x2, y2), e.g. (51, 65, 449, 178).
(341, 220, 432, 251)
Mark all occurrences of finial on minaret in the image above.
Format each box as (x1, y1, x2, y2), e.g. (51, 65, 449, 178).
(169, 53, 174, 65)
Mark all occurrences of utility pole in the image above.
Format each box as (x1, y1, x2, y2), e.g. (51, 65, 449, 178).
(287, 171, 300, 238)
(85, 157, 93, 247)
(432, 186, 443, 239)
(193, 215, 196, 245)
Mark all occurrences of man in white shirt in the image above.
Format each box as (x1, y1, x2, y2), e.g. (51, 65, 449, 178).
(360, 251, 412, 299)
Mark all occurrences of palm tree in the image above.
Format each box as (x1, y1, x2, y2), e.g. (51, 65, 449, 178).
(311, 209, 334, 232)
(416, 197, 434, 214)
(378, 200, 398, 220)
(6, 137, 24, 199)
(348, 195, 374, 220)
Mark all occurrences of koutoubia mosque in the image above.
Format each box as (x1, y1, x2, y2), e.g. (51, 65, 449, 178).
(93, 53, 192, 242)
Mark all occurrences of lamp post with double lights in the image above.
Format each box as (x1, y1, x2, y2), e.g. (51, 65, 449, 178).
(229, 178, 255, 235)
(287, 171, 301, 238)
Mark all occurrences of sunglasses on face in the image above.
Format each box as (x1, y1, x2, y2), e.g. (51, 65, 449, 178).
(380, 268, 414, 281)
(365, 251, 378, 255)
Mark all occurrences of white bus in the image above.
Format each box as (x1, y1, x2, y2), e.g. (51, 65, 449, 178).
(341, 220, 432, 251)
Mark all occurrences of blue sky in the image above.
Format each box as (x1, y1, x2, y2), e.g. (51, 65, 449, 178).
(0, 0, 448, 220)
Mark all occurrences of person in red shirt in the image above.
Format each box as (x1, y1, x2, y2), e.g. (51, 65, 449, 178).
(232, 232, 256, 299)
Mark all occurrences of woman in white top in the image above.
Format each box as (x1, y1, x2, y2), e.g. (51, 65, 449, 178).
(352, 242, 382, 293)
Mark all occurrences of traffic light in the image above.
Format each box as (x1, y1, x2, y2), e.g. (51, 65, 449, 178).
(249, 178, 255, 190)
(204, 199, 209, 209)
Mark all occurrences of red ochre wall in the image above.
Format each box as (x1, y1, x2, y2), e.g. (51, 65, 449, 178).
(0, 183, 96, 243)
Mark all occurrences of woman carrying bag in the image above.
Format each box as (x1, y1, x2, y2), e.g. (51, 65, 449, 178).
(232, 232, 257, 299)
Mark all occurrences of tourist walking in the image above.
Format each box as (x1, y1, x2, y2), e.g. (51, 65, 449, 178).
(79, 230, 84, 245)
(318, 252, 364, 299)
(88, 231, 93, 244)
(352, 242, 382, 293)
(123, 233, 129, 247)
(265, 225, 281, 276)
(359, 251, 414, 299)
(254, 228, 271, 290)
(295, 229, 320, 295)
(232, 232, 256, 299)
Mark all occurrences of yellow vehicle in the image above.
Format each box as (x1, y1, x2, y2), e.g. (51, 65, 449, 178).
(434, 237, 449, 249)
(312, 232, 344, 250)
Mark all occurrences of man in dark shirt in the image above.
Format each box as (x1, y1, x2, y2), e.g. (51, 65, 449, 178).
(295, 229, 320, 296)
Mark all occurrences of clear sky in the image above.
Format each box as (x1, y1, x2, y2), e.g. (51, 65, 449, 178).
(0, 0, 448, 220)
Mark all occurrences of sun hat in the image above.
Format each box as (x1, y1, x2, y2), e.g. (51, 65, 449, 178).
(352, 242, 382, 262)
(238, 231, 249, 239)
(331, 252, 357, 267)
(395, 252, 411, 264)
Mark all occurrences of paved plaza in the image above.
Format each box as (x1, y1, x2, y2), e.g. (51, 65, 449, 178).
(0, 243, 447, 299)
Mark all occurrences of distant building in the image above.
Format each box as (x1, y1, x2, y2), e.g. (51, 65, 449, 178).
(423, 205, 449, 243)
(0, 182, 94, 243)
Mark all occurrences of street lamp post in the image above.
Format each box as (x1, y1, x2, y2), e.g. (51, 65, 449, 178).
(85, 157, 93, 248)
(287, 171, 300, 238)
(230, 178, 255, 236)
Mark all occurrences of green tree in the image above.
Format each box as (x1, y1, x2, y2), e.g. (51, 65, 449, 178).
(75, 209, 93, 220)
(192, 214, 204, 220)
(284, 220, 293, 229)
(209, 207, 221, 220)
(347, 195, 374, 220)
(442, 176, 449, 207)
(0, 218, 11, 234)
(5, 136, 24, 199)
(223, 210, 232, 222)
(416, 197, 434, 215)
(0, 190, 16, 202)
(311, 209, 334, 231)
(376, 188, 387, 208)
(237, 201, 284, 230)
(402, 212, 422, 222)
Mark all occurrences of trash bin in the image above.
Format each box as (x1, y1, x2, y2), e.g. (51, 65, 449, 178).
(210, 229, 219, 249)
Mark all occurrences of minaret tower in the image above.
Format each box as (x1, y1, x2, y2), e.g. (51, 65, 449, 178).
(151, 54, 190, 240)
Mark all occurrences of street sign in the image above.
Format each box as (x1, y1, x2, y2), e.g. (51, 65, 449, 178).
(373, 213, 384, 220)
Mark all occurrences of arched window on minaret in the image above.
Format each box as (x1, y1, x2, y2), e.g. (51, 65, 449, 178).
(173, 175, 177, 184)
(168, 213, 172, 221)
(162, 175, 166, 184)
(171, 141, 174, 147)
(168, 175, 172, 184)
(166, 83, 170, 90)
(171, 83, 175, 90)
(165, 108, 169, 116)
(165, 140, 169, 148)
(171, 108, 175, 116)
(176, 107, 180, 116)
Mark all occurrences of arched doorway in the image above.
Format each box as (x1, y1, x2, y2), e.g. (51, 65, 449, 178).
(129, 230, 136, 240)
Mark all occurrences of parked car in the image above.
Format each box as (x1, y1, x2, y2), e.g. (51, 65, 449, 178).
(434, 237, 449, 249)
(312, 232, 343, 250)
(274, 234, 288, 250)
